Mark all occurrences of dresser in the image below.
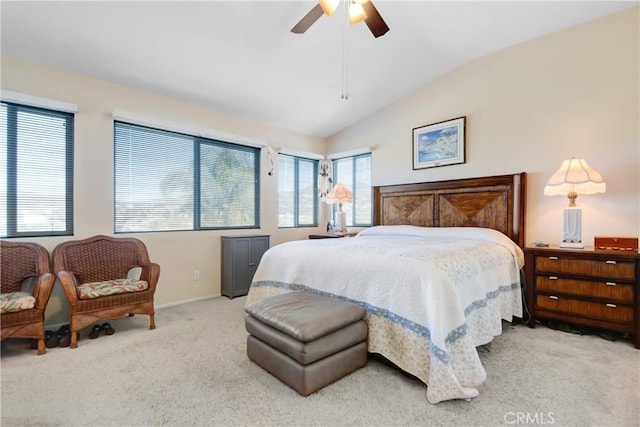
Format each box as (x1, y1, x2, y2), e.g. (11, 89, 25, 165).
(221, 235, 270, 298)
(524, 245, 640, 348)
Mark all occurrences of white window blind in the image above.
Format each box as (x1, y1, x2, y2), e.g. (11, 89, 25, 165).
(114, 123, 194, 232)
(333, 152, 372, 227)
(114, 122, 259, 233)
(278, 154, 318, 228)
(199, 141, 259, 228)
(1, 101, 74, 237)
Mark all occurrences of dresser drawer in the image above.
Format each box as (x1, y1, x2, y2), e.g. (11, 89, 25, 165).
(536, 294, 633, 323)
(536, 276, 635, 302)
(536, 256, 636, 280)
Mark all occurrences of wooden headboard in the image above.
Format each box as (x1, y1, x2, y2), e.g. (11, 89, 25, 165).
(373, 173, 526, 247)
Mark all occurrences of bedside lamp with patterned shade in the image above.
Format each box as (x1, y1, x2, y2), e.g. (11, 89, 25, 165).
(544, 157, 606, 249)
(325, 183, 353, 233)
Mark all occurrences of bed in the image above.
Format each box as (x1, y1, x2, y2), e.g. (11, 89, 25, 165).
(245, 173, 527, 403)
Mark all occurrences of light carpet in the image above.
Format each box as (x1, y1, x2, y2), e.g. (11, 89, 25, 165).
(1, 296, 639, 427)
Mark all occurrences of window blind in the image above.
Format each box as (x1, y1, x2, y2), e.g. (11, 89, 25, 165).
(1, 101, 74, 237)
(278, 154, 318, 228)
(333, 153, 372, 227)
(114, 121, 259, 233)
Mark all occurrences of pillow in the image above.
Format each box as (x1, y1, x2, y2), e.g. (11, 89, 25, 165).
(358, 225, 524, 268)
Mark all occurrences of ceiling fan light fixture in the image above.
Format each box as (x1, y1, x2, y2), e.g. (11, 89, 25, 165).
(291, 0, 389, 38)
(319, 0, 339, 17)
(348, 2, 367, 25)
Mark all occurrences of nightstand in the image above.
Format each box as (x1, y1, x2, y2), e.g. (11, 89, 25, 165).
(308, 234, 344, 239)
(524, 245, 640, 348)
(309, 232, 359, 239)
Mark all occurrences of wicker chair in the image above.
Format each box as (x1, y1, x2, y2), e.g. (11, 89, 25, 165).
(52, 235, 160, 348)
(1, 241, 55, 355)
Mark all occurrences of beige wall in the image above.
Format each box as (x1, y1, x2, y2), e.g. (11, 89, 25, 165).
(328, 7, 639, 249)
(2, 7, 639, 326)
(1, 57, 327, 325)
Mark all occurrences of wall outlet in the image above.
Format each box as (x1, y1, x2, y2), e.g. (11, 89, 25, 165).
(193, 270, 200, 281)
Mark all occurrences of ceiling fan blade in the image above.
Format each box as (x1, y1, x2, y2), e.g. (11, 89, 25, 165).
(291, 3, 325, 34)
(363, 1, 389, 38)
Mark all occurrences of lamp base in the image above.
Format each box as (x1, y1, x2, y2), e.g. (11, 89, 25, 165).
(560, 241, 584, 249)
(335, 209, 347, 233)
(563, 207, 582, 245)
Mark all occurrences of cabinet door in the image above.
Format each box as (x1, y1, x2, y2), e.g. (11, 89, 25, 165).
(248, 236, 269, 288)
(250, 236, 269, 267)
(232, 238, 253, 297)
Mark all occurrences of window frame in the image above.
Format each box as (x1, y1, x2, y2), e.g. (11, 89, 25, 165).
(332, 152, 372, 227)
(113, 121, 260, 234)
(277, 153, 319, 228)
(1, 101, 74, 238)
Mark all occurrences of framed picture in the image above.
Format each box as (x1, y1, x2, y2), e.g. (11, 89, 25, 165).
(412, 116, 466, 170)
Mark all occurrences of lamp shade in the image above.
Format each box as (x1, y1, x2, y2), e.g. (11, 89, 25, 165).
(325, 183, 354, 205)
(544, 157, 606, 197)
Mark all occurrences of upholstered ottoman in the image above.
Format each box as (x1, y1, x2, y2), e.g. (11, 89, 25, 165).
(245, 292, 368, 396)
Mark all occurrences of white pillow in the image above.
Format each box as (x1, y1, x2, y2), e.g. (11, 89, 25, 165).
(358, 225, 524, 268)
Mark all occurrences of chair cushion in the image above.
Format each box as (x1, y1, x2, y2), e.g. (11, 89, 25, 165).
(0, 291, 36, 314)
(77, 278, 149, 300)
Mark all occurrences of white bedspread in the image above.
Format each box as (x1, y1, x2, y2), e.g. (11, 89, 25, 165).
(245, 226, 524, 403)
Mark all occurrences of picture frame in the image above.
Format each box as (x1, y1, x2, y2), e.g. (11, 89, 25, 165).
(412, 116, 466, 170)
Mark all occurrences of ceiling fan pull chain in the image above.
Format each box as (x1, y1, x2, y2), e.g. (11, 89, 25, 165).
(341, 1, 349, 100)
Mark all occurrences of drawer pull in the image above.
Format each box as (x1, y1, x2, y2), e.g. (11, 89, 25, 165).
(548, 256, 559, 260)
(605, 282, 617, 286)
(548, 276, 558, 280)
(605, 304, 617, 308)
(549, 295, 559, 300)
(605, 260, 617, 265)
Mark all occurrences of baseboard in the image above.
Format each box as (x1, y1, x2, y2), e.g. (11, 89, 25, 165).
(45, 294, 225, 331)
(156, 294, 221, 310)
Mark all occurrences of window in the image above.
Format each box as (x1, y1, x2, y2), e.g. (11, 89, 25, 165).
(1, 102, 74, 238)
(278, 154, 318, 227)
(332, 153, 372, 227)
(114, 122, 259, 233)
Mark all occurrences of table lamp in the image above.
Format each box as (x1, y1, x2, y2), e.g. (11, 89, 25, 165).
(325, 183, 353, 233)
(543, 157, 606, 249)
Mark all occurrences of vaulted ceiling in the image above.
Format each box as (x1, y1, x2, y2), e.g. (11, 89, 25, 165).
(1, 1, 635, 138)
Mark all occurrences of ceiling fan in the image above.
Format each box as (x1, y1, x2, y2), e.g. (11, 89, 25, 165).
(291, 0, 390, 38)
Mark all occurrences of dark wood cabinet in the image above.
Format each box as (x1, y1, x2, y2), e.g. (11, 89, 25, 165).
(308, 234, 344, 239)
(221, 235, 270, 298)
(308, 232, 359, 239)
(524, 245, 640, 348)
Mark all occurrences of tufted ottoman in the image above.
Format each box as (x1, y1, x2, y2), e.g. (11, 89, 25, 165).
(244, 292, 368, 396)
